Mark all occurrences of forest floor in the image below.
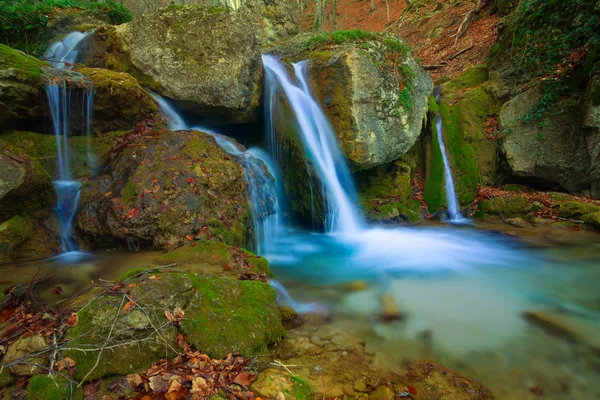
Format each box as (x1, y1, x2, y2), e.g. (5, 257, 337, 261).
(300, 0, 501, 81)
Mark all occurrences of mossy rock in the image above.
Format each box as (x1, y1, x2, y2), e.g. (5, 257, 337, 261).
(0, 45, 49, 132)
(181, 277, 285, 358)
(26, 375, 83, 400)
(477, 196, 532, 218)
(0, 131, 126, 181)
(251, 369, 311, 400)
(75, 67, 158, 134)
(581, 212, 600, 229)
(558, 201, 600, 219)
(501, 184, 531, 193)
(76, 130, 251, 249)
(0, 367, 13, 388)
(0, 216, 58, 264)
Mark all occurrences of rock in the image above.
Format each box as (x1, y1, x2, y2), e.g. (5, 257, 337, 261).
(0, 143, 56, 222)
(84, 5, 263, 125)
(64, 271, 284, 381)
(401, 360, 494, 399)
(251, 369, 310, 400)
(558, 201, 600, 219)
(500, 86, 597, 195)
(354, 380, 367, 392)
(74, 67, 158, 134)
(505, 217, 531, 228)
(524, 310, 600, 353)
(342, 384, 356, 397)
(380, 293, 403, 322)
(271, 32, 432, 171)
(4, 334, 47, 376)
(279, 306, 302, 329)
(477, 196, 532, 218)
(581, 212, 600, 229)
(370, 386, 395, 400)
(76, 129, 251, 249)
(0, 44, 48, 132)
(0, 216, 59, 264)
(237, 0, 301, 47)
(43, 9, 117, 48)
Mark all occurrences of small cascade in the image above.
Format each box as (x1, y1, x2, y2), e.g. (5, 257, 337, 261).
(151, 94, 284, 255)
(269, 280, 324, 314)
(263, 55, 362, 234)
(434, 113, 466, 223)
(44, 32, 94, 254)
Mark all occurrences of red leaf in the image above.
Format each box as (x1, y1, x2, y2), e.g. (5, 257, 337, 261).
(233, 372, 256, 388)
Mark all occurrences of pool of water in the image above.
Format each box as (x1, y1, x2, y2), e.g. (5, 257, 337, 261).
(2, 222, 599, 399)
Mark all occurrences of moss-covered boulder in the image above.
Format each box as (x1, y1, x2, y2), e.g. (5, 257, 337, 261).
(0, 45, 48, 132)
(424, 66, 499, 211)
(237, 0, 301, 47)
(74, 67, 158, 134)
(83, 5, 263, 125)
(25, 375, 80, 400)
(271, 31, 432, 171)
(0, 216, 59, 264)
(582, 212, 600, 229)
(558, 201, 600, 219)
(477, 196, 532, 218)
(3, 334, 48, 376)
(76, 129, 251, 249)
(251, 369, 310, 400)
(0, 131, 127, 180)
(63, 269, 284, 381)
(0, 143, 56, 222)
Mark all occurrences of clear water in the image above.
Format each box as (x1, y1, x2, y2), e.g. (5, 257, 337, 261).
(43, 33, 94, 255)
(435, 113, 466, 223)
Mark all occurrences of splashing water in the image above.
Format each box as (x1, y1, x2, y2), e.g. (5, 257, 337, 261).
(44, 32, 94, 256)
(150, 94, 283, 255)
(263, 55, 363, 234)
(435, 113, 466, 223)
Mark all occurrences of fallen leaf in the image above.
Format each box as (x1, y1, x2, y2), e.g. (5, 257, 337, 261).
(126, 374, 144, 387)
(185, 234, 193, 241)
(127, 207, 140, 219)
(127, 283, 137, 288)
(190, 376, 207, 394)
(232, 372, 256, 388)
(51, 286, 63, 296)
(123, 300, 136, 313)
(66, 312, 79, 327)
(149, 275, 160, 281)
(103, 191, 112, 197)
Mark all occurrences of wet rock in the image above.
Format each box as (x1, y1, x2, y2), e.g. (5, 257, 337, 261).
(0, 45, 48, 132)
(74, 67, 158, 134)
(354, 380, 367, 392)
(76, 129, 250, 249)
(524, 310, 600, 353)
(342, 384, 356, 396)
(84, 5, 263, 125)
(237, 0, 301, 47)
(251, 369, 310, 400)
(380, 293, 404, 322)
(558, 201, 600, 219)
(280, 306, 303, 329)
(271, 33, 432, 171)
(370, 386, 395, 400)
(505, 217, 531, 228)
(4, 334, 47, 376)
(0, 216, 59, 264)
(478, 196, 532, 218)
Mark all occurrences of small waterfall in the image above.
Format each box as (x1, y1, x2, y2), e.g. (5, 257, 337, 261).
(263, 55, 362, 234)
(269, 279, 324, 314)
(44, 32, 94, 253)
(151, 94, 284, 255)
(434, 113, 465, 223)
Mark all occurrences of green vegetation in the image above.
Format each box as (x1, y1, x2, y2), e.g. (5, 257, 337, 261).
(0, 0, 132, 56)
(26, 375, 81, 400)
(0, 43, 48, 82)
(302, 30, 378, 51)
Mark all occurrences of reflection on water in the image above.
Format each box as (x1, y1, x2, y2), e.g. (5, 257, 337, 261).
(2, 222, 600, 399)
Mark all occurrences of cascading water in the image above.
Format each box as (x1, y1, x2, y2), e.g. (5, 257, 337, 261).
(44, 32, 94, 255)
(263, 55, 362, 234)
(434, 113, 466, 223)
(151, 94, 284, 255)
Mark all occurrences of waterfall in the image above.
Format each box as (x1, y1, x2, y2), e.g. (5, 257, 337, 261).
(151, 94, 284, 255)
(44, 32, 94, 254)
(434, 113, 466, 223)
(262, 55, 362, 234)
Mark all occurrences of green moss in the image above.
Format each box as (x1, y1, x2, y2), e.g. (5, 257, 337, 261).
(501, 184, 530, 193)
(477, 196, 533, 218)
(558, 201, 600, 219)
(155, 240, 230, 265)
(302, 30, 378, 51)
(287, 377, 311, 400)
(442, 65, 489, 102)
(120, 177, 139, 205)
(117, 267, 148, 282)
(423, 115, 444, 212)
(26, 375, 82, 400)
(0, 44, 47, 82)
(0, 367, 13, 388)
(181, 277, 285, 358)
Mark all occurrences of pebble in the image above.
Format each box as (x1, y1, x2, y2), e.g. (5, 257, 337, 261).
(354, 380, 367, 392)
(342, 384, 356, 397)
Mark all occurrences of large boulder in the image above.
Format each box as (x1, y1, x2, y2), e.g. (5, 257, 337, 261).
(237, 0, 302, 47)
(271, 32, 432, 171)
(75, 66, 158, 134)
(76, 129, 251, 249)
(83, 5, 263, 125)
(0, 215, 59, 264)
(500, 86, 598, 195)
(0, 143, 56, 222)
(0, 45, 48, 132)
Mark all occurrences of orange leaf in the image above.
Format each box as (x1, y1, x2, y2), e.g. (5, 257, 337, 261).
(233, 372, 256, 388)
(66, 312, 79, 327)
(103, 191, 112, 197)
(123, 300, 136, 313)
(185, 234, 193, 241)
(127, 283, 137, 288)
(126, 207, 139, 219)
(149, 275, 160, 280)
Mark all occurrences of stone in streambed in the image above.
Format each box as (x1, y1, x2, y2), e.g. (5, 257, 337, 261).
(582, 212, 600, 229)
(251, 369, 310, 400)
(558, 201, 600, 219)
(380, 293, 404, 322)
(370, 386, 395, 400)
(4, 334, 47, 376)
(524, 310, 600, 353)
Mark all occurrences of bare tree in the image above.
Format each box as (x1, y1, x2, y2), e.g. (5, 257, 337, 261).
(370, 0, 375, 14)
(322, 0, 328, 30)
(314, 0, 323, 31)
(332, 0, 338, 30)
(385, 0, 391, 22)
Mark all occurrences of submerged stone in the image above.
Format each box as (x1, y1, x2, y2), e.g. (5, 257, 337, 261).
(251, 369, 310, 400)
(581, 211, 600, 229)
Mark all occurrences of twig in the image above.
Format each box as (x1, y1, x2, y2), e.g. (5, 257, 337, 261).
(448, 44, 475, 60)
(270, 360, 299, 376)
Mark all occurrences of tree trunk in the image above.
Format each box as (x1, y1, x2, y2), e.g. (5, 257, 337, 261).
(322, 0, 328, 31)
(313, 0, 322, 31)
(386, 0, 390, 22)
(332, 0, 338, 30)
(370, 0, 375, 14)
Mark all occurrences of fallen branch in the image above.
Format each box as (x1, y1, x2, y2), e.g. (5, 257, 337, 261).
(423, 64, 447, 70)
(448, 44, 475, 60)
(454, 0, 489, 46)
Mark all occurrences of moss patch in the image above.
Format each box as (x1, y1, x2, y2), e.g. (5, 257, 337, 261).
(0, 44, 48, 82)
(26, 375, 82, 400)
